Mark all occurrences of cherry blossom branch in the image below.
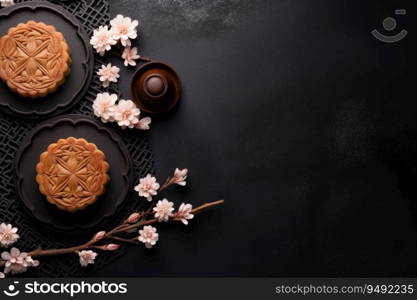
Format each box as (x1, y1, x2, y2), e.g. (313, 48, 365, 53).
(0, 199, 223, 269)
(0, 168, 223, 276)
(91, 15, 151, 65)
(108, 236, 138, 245)
(110, 199, 224, 235)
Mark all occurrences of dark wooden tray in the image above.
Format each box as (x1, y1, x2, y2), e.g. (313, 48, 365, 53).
(0, 2, 94, 119)
(14, 114, 133, 233)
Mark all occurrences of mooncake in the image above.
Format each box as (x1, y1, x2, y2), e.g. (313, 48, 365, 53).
(0, 21, 71, 98)
(36, 137, 110, 212)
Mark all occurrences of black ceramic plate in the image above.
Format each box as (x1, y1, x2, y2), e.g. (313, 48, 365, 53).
(0, 2, 94, 119)
(14, 115, 133, 233)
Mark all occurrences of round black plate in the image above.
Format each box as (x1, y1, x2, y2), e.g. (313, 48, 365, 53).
(0, 2, 94, 119)
(14, 115, 133, 233)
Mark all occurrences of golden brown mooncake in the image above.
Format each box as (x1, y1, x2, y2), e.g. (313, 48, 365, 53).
(35, 137, 110, 212)
(0, 21, 71, 98)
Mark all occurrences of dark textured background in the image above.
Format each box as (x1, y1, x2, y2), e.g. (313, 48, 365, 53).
(95, 0, 417, 276)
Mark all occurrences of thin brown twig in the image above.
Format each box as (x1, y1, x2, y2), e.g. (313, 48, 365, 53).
(159, 177, 173, 191)
(108, 236, 138, 245)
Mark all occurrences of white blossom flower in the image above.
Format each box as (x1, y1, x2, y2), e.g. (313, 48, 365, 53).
(90, 25, 117, 56)
(0, 223, 19, 247)
(113, 99, 140, 128)
(134, 174, 160, 201)
(121, 46, 140, 66)
(78, 250, 97, 267)
(173, 168, 188, 186)
(138, 225, 158, 248)
(153, 199, 174, 222)
(0, 272, 4, 278)
(24, 256, 40, 268)
(97, 64, 120, 88)
(1, 248, 38, 274)
(1, 0, 14, 7)
(93, 92, 117, 122)
(176, 203, 194, 225)
(110, 14, 138, 47)
(135, 117, 151, 130)
(1, 247, 26, 274)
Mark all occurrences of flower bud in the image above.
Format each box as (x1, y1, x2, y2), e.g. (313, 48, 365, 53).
(106, 244, 120, 251)
(127, 212, 141, 223)
(173, 168, 188, 186)
(93, 231, 106, 242)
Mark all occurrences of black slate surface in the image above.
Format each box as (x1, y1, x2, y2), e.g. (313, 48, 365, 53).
(95, 0, 416, 276)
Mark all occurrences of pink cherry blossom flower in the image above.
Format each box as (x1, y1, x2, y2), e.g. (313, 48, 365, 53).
(1, 247, 38, 274)
(1, 247, 26, 274)
(0, 223, 19, 247)
(78, 250, 97, 267)
(138, 225, 159, 248)
(172, 168, 188, 186)
(97, 64, 120, 88)
(135, 117, 151, 130)
(93, 92, 117, 122)
(153, 199, 174, 222)
(0, 272, 4, 278)
(176, 203, 194, 225)
(90, 25, 117, 56)
(1, 0, 14, 7)
(134, 174, 160, 201)
(122, 47, 140, 67)
(110, 15, 138, 47)
(113, 99, 140, 129)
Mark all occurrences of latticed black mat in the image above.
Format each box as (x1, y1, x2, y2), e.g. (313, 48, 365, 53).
(0, 0, 154, 277)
